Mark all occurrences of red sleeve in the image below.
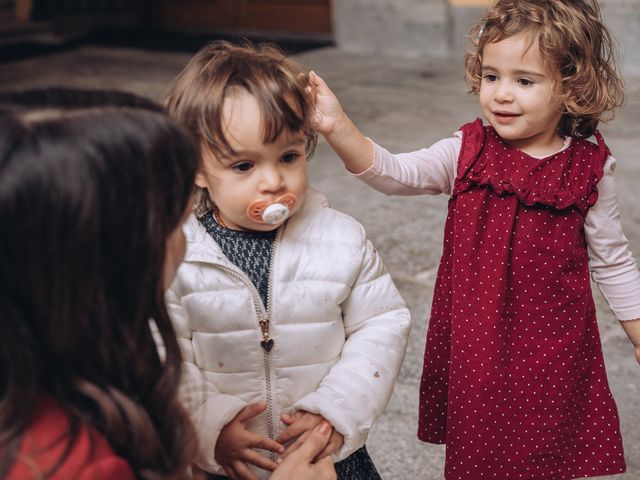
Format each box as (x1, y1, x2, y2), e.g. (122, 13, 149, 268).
(6, 396, 137, 480)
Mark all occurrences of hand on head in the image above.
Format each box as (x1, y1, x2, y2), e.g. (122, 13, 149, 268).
(304, 70, 374, 174)
(306, 70, 346, 137)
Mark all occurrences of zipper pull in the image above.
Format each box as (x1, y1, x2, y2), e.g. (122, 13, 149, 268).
(259, 318, 274, 352)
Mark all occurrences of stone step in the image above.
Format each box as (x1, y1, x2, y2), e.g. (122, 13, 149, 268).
(0, 20, 66, 52)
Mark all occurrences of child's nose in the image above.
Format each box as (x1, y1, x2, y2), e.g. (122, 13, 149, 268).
(494, 81, 512, 102)
(259, 166, 285, 193)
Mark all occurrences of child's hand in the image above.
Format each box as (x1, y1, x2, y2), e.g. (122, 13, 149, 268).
(215, 402, 284, 480)
(276, 410, 344, 462)
(271, 421, 337, 480)
(305, 70, 374, 174)
(619, 318, 640, 365)
(307, 71, 347, 137)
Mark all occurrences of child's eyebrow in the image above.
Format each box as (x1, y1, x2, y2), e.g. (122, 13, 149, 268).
(482, 65, 546, 78)
(286, 138, 306, 147)
(217, 155, 237, 165)
(512, 69, 546, 78)
(220, 149, 256, 161)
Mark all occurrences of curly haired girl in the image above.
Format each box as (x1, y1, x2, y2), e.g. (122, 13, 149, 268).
(309, 0, 640, 478)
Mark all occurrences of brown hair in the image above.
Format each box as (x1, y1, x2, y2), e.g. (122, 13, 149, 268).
(0, 88, 198, 479)
(464, 0, 624, 138)
(165, 41, 317, 213)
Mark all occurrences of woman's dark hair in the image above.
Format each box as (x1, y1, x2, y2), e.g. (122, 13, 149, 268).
(0, 88, 198, 478)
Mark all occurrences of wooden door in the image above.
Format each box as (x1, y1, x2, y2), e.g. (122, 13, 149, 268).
(160, 0, 331, 34)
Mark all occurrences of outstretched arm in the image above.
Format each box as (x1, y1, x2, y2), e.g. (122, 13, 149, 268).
(309, 71, 459, 197)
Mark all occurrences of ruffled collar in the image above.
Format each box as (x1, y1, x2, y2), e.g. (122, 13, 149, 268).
(453, 119, 608, 216)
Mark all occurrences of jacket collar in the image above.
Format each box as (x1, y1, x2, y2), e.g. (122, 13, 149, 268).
(182, 187, 327, 265)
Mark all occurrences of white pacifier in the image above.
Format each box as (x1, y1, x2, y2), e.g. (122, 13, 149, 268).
(262, 203, 290, 224)
(246, 193, 297, 225)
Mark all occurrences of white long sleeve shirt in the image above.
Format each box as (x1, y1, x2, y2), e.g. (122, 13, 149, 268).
(356, 132, 640, 321)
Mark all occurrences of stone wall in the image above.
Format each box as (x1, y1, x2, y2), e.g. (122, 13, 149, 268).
(331, 0, 452, 58)
(331, 0, 640, 76)
(600, 0, 640, 77)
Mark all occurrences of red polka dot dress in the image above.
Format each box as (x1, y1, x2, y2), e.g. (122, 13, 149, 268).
(418, 119, 626, 479)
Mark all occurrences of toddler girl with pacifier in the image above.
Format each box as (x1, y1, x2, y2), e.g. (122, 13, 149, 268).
(164, 41, 411, 480)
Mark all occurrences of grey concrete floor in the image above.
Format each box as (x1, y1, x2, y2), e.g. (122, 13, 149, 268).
(1, 45, 638, 479)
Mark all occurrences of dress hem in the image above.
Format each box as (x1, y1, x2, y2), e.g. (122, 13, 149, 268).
(443, 466, 626, 480)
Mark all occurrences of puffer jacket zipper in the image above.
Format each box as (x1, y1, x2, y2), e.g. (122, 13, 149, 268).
(263, 227, 281, 451)
(208, 227, 282, 449)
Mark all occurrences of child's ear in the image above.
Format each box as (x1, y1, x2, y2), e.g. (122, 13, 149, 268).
(194, 170, 209, 189)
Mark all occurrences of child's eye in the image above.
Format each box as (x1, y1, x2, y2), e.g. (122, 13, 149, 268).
(281, 152, 300, 164)
(232, 161, 254, 173)
(483, 73, 498, 82)
(517, 78, 534, 86)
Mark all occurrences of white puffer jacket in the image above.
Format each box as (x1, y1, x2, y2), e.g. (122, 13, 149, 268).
(166, 188, 410, 476)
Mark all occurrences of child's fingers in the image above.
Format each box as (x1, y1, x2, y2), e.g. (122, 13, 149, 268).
(309, 70, 331, 94)
(236, 402, 267, 422)
(276, 412, 305, 443)
(303, 71, 318, 94)
(279, 430, 310, 460)
(241, 449, 279, 472)
(222, 463, 241, 480)
(229, 460, 260, 480)
(249, 433, 284, 454)
(275, 422, 307, 444)
(308, 70, 322, 87)
(288, 421, 332, 461)
(280, 411, 303, 425)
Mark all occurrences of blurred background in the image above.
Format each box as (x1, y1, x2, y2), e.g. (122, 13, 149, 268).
(1, 1, 639, 479)
(1, 0, 639, 74)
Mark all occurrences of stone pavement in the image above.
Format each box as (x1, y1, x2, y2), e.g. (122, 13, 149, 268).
(0, 44, 638, 479)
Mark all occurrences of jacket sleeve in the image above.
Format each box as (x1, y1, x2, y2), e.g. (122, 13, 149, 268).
(166, 286, 248, 472)
(293, 228, 411, 460)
